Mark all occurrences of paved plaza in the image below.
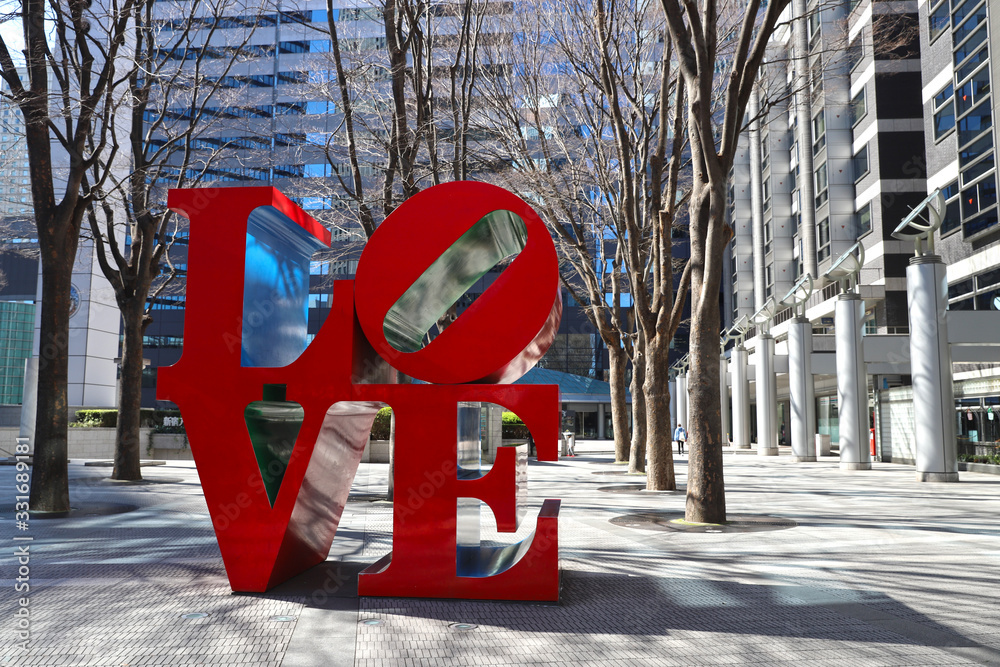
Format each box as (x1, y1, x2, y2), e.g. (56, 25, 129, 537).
(3, 442, 1000, 666)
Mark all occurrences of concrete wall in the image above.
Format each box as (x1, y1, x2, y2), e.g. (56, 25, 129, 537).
(1, 426, 154, 460)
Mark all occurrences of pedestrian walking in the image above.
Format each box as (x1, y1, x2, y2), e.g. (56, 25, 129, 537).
(673, 422, 687, 454)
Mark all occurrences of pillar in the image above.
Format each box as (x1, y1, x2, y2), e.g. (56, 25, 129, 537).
(907, 256, 958, 482)
(755, 335, 778, 455)
(732, 346, 751, 448)
(669, 380, 677, 431)
(676, 373, 688, 433)
(788, 317, 816, 461)
(720, 355, 731, 445)
(598, 403, 606, 440)
(835, 293, 871, 470)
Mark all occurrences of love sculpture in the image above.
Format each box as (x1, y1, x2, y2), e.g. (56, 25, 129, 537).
(158, 182, 562, 601)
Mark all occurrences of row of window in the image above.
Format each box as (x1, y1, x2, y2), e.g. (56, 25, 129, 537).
(152, 9, 360, 30)
(928, 0, 995, 240)
(145, 100, 336, 123)
(948, 264, 1000, 311)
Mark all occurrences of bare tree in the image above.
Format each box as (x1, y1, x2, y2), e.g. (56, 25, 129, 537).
(270, 0, 496, 497)
(85, 0, 273, 480)
(480, 0, 692, 480)
(0, 0, 144, 512)
(659, 0, 793, 522)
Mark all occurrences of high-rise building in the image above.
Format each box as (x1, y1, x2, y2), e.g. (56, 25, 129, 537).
(722, 0, 1000, 451)
(0, 69, 31, 217)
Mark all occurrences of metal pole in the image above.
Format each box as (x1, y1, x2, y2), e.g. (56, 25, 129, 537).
(907, 255, 959, 482)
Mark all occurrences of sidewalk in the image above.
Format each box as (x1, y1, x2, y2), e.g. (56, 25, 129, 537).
(3, 446, 1000, 666)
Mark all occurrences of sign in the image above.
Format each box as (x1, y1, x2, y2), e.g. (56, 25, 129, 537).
(159, 183, 563, 601)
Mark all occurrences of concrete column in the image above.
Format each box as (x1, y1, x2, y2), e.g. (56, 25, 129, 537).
(720, 355, 731, 445)
(749, 89, 767, 312)
(788, 318, 816, 461)
(669, 380, 677, 430)
(676, 373, 688, 433)
(732, 347, 751, 448)
(755, 335, 779, 455)
(835, 293, 871, 470)
(792, 0, 817, 278)
(598, 403, 606, 440)
(907, 256, 959, 482)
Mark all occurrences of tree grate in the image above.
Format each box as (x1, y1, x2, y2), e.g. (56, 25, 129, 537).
(611, 511, 797, 533)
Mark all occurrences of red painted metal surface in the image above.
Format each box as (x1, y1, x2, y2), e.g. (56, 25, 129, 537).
(159, 183, 562, 600)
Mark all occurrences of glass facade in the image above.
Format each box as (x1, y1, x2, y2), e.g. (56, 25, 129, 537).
(0, 302, 34, 404)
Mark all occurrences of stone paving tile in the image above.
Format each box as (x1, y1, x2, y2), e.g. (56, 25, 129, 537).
(2, 445, 1000, 665)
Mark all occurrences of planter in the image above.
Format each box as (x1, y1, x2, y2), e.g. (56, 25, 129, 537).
(959, 461, 1000, 476)
(363, 440, 390, 463)
(150, 433, 187, 450)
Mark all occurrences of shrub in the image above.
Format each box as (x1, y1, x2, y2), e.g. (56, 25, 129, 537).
(370, 407, 392, 440)
(502, 412, 530, 439)
(74, 409, 117, 427)
(74, 408, 167, 428)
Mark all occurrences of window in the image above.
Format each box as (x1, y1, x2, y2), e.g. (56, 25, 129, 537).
(850, 89, 867, 126)
(817, 217, 831, 261)
(933, 84, 955, 140)
(308, 293, 330, 309)
(812, 111, 826, 154)
(278, 71, 308, 86)
(765, 265, 774, 299)
(942, 180, 962, 234)
(948, 268, 1000, 310)
(961, 174, 996, 220)
(949, 278, 974, 300)
(960, 133, 993, 169)
(977, 268, 1000, 290)
(928, 0, 948, 42)
(857, 202, 872, 235)
(957, 101, 992, 147)
(854, 144, 870, 182)
(808, 12, 822, 50)
(761, 132, 770, 171)
(957, 47, 988, 82)
(814, 161, 829, 208)
(962, 154, 993, 185)
(955, 66, 990, 117)
(810, 57, 824, 95)
(954, 25, 987, 67)
(762, 177, 771, 212)
(279, 40, 331, 54)
(848, 39, 864, 73)
(953, 1, 986, 45)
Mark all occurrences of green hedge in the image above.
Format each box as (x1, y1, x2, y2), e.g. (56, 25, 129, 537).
(370, 407, 392, 440)
(502, 411, 530, 439)
(74, 408, 174, 428)
(959, 453, 1000, 465)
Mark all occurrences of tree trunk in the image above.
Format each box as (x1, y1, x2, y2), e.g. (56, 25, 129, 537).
(112, 306, 144, 481)
(29, 239, 75, 513)
(628, 340, 647, 474)
(608, 345, 630, 462)
(387, 408, 396, 502)
(644, 334, 675, 490)
(684, 182, 727, 523)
